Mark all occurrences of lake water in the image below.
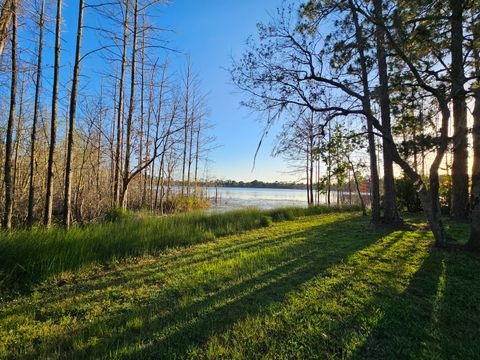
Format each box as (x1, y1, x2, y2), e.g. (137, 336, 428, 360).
(204, 187, 367, 212)
(206, 187, 308, 211)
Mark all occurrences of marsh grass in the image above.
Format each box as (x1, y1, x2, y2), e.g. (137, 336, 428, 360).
(0, 205, 356, 292)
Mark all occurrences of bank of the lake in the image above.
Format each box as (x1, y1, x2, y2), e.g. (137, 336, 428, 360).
(0, 206, 355, 293)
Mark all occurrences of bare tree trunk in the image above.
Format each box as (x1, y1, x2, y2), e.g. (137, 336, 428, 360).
(44, 0, 62, 227)
(121, 0, 138, 209)
(0, 0, 15, 58)
(27, 0, 44, 226)
(113, 0, 129, 207)
(12, 77, 25, 208)
(194, 113, 201, 195)
(63, 0, 84, 229)
(349, 158, 366, 216)
(150, 61, 168, 209)
(181, 62, 191, 197)
(96, 86, 103, 199)
(187, 104, 195, 197)
(143, 62, 154, 206)
(4, 5, 16, 230)
(156, 99, 178, 213)
(372, 0, 401, 224)
(138, 25, 145, 206)
(110, 80, 117, 205)
(450, 0, 469, 220)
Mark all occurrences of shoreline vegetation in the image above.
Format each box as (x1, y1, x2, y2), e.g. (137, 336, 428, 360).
(0, 205, 359, 294)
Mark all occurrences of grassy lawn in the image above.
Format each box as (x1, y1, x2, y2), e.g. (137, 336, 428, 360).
(1, 212, 479, 359)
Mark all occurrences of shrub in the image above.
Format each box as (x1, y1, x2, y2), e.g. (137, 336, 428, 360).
(259, 215, 273, 227)
(104, 207, 131, 223)
(395, 177, 422, 212)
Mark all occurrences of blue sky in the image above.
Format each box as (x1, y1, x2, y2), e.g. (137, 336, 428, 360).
(161, 0, 293, 182)
(35, 0, 294, 182)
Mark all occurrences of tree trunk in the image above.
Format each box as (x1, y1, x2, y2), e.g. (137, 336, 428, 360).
(113, 0, 129, 207)
(151, 61, 168, 209)
(181, 62, 191, 197)
(468, 18, 480, 250)
(349, 0, 381, 223)
(44, 0, 62, 227)
(121, 0, 138, 210)
(0, 0, 15, 58)
(12, 77, 25, 205)
(372, 0, 401, 224)
(450, 0, 469, 219)
(349, 159, 367, 216)
(63, 0, 84, 229)
(194, 113, 202, 195)
(469, 86, 480, 250)
(4, 5, 16, 230)
(27, 0, 44, 226)
(138, 26, 145, 206)
(187, 104, 195, 197)
(309, 134, 314, 205)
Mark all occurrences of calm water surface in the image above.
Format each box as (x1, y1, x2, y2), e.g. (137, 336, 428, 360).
(207, 187, 308, 211)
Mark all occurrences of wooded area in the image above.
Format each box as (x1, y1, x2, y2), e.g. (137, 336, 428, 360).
(0, 0, 213, 230)
(231, 0, 480, 249)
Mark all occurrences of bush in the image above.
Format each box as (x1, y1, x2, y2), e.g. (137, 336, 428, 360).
(104, 207, 131, 223)
(259, 215, 273, 227)
(395, 177, 422, 212)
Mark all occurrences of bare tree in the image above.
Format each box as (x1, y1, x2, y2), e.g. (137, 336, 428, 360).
(63, 0, 85, 228)
(44, 0, 62, 227)
(27, 0, 45, 226)
(3, 2, 16, 230)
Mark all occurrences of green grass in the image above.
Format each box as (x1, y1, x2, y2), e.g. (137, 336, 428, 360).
(0, 205, 355, 293)
(0, 212, 478, 359)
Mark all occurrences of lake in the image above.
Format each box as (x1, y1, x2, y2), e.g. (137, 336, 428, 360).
(206, 187, 308, 211)
(204, 187, 367, 211)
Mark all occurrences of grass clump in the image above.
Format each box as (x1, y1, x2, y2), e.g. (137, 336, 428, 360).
(0, 205, 358, 293)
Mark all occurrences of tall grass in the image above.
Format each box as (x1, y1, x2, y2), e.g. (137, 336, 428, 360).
(0, 205, 359, 292)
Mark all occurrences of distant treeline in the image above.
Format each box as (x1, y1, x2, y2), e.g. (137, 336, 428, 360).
(209, 180, 307, 190)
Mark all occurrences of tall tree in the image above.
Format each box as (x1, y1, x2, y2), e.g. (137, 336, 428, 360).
(3, 2, 16, 230)
(113, 0, 129, 207)
(468, 10, 480, 249)
(44, 0, 62, 227)
(0, 0, 15, 58)
(348, 0, 381, 223)
(450, 0, 469, 219)
(181, 61, 191, 197)
(27, 0, 45, 226)
(63, 0, 84, 228)
(372, 0, 401, 224)
(121, 0, 138, 209)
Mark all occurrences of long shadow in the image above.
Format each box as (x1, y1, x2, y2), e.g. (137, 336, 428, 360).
(76, 219, 397, 358)
(9, 216, 326, 305)
(2, 215, 398, 359)
(350, 245, 480, 359)
(214, 228, 428, 359)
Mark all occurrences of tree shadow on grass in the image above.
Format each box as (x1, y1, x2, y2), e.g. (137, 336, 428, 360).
(77, 218, 399, 359)
(350, 246, 480, 359)
(2, 215, 399, 359)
